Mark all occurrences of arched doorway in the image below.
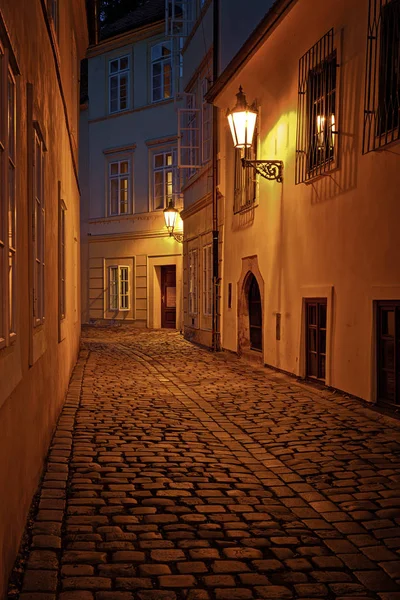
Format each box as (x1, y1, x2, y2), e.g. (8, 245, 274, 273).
(248, 273, 262, 351)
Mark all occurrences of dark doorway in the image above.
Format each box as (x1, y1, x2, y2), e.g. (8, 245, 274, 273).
(248, 274, 262, 351)
(305, 298, 327, 380)
(161, 265, 176, 329)
(377, 301, 400, 406)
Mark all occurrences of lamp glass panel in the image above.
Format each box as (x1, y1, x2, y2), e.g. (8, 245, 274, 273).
(230, 110, 257, 148)
(164, 208, 177, 230)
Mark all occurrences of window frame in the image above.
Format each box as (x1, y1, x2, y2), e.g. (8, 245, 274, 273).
(233, 125, 258, 214)
(295, 29, 338, 184)
(188, 248, 198, 316)
(202, 244, 212, 316)
(109, 55, 130, 114)
(32, 124, 46, 328)
(152, 149, 176, 210)
(201, 77, 212, 163)
(109, 265, 130, 312)
(151, 41, 173, 103)
(363, 0, 400, 153)
(0, 45, 18, 349)
(108, 157, 132, 216)
(59, 196, 66, 322)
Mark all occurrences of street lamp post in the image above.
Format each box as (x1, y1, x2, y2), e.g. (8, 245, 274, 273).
(227, 86, 284, 183)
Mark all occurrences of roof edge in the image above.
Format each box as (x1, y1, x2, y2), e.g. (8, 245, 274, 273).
(206, 0, 297, 103)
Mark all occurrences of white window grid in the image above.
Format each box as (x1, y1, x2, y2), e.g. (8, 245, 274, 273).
(109, 55, 130, 114)
(151, 42, 173, 103)
(203, 244, 212, 316)
(201, 77, 212, 163)
(188, 248, 198, 315)
(153, 151, 174, 210)
(109, 265, 130, 311)
(178, 93, 201, 174)
(33, 127, 45, 327)
(109, 159, 131, 216)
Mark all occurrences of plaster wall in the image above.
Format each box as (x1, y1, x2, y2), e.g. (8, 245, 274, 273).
(0, 0, 87, 594)
(216, 0, 400, 402)
(80, 26, 183, 326)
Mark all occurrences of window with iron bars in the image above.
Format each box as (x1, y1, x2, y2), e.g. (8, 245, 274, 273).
(233, 127, 258, 213)
(363, 0, 400, 153)
(295, 29, 338, 184)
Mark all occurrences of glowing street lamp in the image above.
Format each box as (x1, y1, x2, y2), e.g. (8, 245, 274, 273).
(227, 86, 283, 183)
(163, 199, 183, 243)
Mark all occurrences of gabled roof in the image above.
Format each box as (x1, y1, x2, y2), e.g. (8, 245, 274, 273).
(100, 0, 165, 40)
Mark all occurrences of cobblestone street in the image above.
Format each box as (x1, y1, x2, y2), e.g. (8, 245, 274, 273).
(10, 326, 400, 600)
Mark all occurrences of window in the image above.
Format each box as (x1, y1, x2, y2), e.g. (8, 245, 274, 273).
(376, 301, 400, 406)
(296, 29, 338, 183)
(109, 159, 131, 216)
(202, 78, 212, 163)
(109, 56, 129, 113)
(188, 249, 198, 315)
(154, 151, 174, 209)
(363, 0, 400, 152)
(59, 198, 66, 321)
(0, 47, 17, 349)
(178, 93, 201, 177)
(151, 42, 172, 103)
(109, 266, 130, 311)
(33, 128, 45, 327)
(234, 127, 257, 213)
(305, 299, 327, 381)
(203, 244, 212, 316)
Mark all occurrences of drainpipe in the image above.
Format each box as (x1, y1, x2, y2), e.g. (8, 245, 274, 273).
(212, 0, 221, 351)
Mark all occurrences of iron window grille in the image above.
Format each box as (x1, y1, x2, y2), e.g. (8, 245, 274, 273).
(233, 127, 258, 213)
(296, 29, 338, 184)
(363, 0, 400, 153)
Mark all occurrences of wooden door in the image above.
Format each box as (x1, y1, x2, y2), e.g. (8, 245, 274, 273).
(248, 274, 262, 351)
(161, 266, 176, 329)
(306, 298, 327, 380)
(377, 301, 400, 406)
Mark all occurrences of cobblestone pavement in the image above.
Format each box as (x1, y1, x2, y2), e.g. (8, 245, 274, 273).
(10, 326, 400, 600)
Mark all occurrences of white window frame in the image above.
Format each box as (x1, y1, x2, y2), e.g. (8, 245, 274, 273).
(203, 244, 212, 316)
(109, 55, 130, 114)
(108, 158, 131, 216)
(201, 77, 212, 163)
(109, 265, 130, 312)
(33, 125, 46, 327)
(188, 249, 198, 315)
(0, 46, 17, 349)
(151, 41, 173, 103)
(153, 149, 177, 210)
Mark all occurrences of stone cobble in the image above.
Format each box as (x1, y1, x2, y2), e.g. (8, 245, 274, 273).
(8, 326, 400, 599)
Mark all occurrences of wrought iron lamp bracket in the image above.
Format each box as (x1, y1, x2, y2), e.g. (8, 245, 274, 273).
(242, 158, 284, 183)
(170, 231, 184, 243)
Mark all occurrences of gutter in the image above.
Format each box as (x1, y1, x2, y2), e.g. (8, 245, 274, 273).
(206, 0, 297, 103)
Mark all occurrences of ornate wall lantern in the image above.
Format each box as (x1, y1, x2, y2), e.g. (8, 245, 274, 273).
(227, 86, 283, 183)
(163, 200, 183, 243)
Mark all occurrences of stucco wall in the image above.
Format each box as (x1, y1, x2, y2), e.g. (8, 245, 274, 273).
(0, 0, 87, 594)
(80, 25, 183, 327)
(216, 0, 400, 402)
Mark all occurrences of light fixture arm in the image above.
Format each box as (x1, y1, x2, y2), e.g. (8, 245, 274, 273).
(242, 158, 283, 183)
(170, 231, 183, 243)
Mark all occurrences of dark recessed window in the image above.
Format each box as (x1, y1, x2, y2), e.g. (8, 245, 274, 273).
(233, 127, 257, 213)
(296, 29, 338, 184)
(363, 0, 400, 152)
